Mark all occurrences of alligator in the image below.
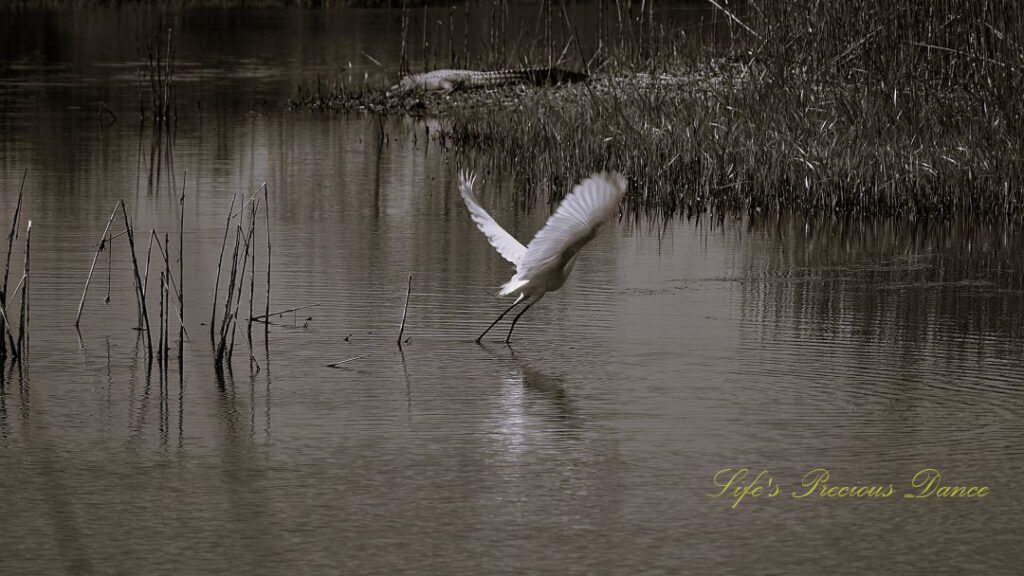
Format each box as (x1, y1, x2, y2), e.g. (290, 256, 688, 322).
(390, 67, 589, 93)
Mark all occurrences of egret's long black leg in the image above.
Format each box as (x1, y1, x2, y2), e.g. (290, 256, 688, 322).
(505, 298, 537, 344)
(475, 294, 524, 344)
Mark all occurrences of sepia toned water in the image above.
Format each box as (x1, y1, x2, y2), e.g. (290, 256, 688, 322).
(2, 5, 1023, 575)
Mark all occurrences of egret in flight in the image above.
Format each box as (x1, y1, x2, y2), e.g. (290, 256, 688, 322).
(459, 170, 627, 343)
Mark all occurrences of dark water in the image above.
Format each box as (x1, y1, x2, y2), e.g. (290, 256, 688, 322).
(2, 5, 1023, 576)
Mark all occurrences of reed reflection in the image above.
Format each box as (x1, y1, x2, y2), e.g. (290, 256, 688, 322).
(735, 213, 1024, 355)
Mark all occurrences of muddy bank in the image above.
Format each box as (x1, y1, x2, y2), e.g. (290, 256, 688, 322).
(286, 67, 732, 116)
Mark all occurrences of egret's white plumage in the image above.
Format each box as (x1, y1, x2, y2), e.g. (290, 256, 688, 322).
(459, 169, 627, 343)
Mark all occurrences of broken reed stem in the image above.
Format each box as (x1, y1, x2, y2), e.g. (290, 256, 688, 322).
(247, 200, 256, 348)
(464, 0, 471, 67)
(8, 276, 24, 312)
(397, 273, 412, 347)
(228, 201, 258, 361)
(326, 353, 371, 369)
(142, 229, 155, 304)
(234, 323, 260, 372)
(164, 233, 170, 362)
(251, 303, 319, 322)
(120, 201, 153, 359)
(75, 200, 122, 327)
(212, 193, 237, 343)
(449, 5, 455, 67)
(2, 171, 25, 359)
(158, 270, 165, 364)
(263, 184, 270, 340)
(179, 171, 185, 357)
(0, 298, 19, 360)
(229, 183, 266, 219)
(400, 0, 410, 76)
(105, 230, 112, 304)
(4, 172, 26, 290)
(164, 28, 174, 121)
(148, 229, 189, 340)
(212, 186, 268, 367)
(18, 221, 31, 356)
(216, 226, 241, 363)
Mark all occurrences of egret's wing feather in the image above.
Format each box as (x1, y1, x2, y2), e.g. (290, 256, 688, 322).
(459, 170, 526, 266)
(518, 172, 627, 275)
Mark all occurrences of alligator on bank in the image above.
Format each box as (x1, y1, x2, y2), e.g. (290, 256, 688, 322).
(390, 68, 589, 93)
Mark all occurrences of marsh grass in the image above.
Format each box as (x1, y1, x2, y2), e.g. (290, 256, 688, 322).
(211, 184, 270, 371)
(442, 1, 1023, 218)
(284, 2, 1022, 217)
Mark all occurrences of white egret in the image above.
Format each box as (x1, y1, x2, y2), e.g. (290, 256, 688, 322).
(459, 170, 627, 343)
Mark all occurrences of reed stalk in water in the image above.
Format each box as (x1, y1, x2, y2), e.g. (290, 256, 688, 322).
(164, 233, 171, 363)
(2, 171, 25, 361)
(263, 184, 271, 340)
(148, 230, 188, 340)
(211, 193, 237, 343)
(120, 201, 153, 359)
(18, 221, 31, 357)
(75, 200, 122, 327)
(397, 274, 412, 347)
(0, 296, 19, 361)
(215, 227, 241, 364)
(158, 270, 165, 365)
(215, 193, 263, 367)
(247, 201, 257, 346)
(252, 304, 319, 322)
(178, 172, 185, 358)
(144, 27, 176, 123)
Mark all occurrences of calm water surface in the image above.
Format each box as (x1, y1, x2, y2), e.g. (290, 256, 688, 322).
(2, 6, 1023, 576)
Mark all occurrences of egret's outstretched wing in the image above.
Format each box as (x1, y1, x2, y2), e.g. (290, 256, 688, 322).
(459, 170, 526, 266)
(517, 172, 627, 275)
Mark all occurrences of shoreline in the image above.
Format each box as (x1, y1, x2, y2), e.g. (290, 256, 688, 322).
(289, 63, 1022, 220)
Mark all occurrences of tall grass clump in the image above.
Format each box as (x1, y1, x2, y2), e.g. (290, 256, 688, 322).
(445, 0, 1023, 219)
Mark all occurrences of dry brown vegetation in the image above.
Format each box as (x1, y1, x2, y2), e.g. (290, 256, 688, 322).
(444, 1, 1023, 218)
(293, 1, 1022, 218)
